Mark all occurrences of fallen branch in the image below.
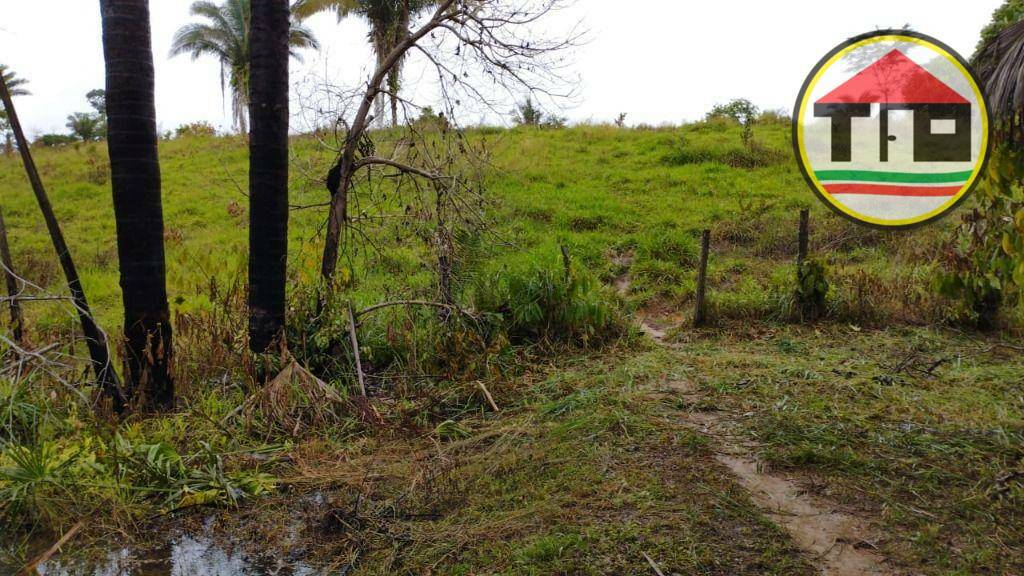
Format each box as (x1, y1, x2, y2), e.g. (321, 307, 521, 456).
(17, 520, 84, 575)
(642, 551, 666, 576)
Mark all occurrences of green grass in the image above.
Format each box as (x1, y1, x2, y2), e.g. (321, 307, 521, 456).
(1, 121, 1022, 573)
(669, 325, 1024, 574)
(4, 121, 1008, 334)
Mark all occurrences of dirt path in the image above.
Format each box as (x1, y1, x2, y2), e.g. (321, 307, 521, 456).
(674, 388, 895, 576)
(614, 257, 898, 575)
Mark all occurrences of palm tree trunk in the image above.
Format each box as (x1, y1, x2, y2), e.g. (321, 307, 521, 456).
(0, 74, 126, 413)
(248, 0, 290, 353)
(0, 205, 24, 343)
(100, 0, 174, 412)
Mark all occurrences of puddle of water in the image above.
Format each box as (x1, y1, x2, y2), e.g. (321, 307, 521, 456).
(34, 530, 315, 576)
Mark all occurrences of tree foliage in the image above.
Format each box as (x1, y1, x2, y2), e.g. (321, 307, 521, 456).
(975, 0, 1024, 59)
(170, 0, 319, 132)
(0, 65, 29, 124)
(62, 90, 108, 142)
(65, 112, 105, 142)
(708, 98, 758, 146)
(0, 65, 29, 154)
(86, 89, 107, 116)
(937, 9, 1024, 327)
(512, 97, 543, 126)
(512, 97, 565, 128)
(938, 151, 1024, 327)
(294, 0, 439, 126)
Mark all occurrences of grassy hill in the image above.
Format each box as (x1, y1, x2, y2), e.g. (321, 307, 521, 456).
(1, 123, 1023, 574)
(0, 121, 997, 333)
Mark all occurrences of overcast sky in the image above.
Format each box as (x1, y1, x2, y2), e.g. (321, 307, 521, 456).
(0, 0, 1004, 136)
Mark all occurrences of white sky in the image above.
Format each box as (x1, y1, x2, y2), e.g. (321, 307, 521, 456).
(0, 0, 1004, 136)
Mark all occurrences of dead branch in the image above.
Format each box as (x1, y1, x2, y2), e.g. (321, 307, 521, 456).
(355, 299, 477, 321)
(315, 0, 581, 284)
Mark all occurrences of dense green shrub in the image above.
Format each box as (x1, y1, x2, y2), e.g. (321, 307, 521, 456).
(175, 121, 217, 138)
(34, 133, 77, 147)
(636, 228, 699, 266)
(473, 259, 623, 347)
(664, 137, 787, 168)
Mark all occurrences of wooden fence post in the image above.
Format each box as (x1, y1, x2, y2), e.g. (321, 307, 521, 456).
(694, 229, 711, 327)
(797, 208, 809, 268)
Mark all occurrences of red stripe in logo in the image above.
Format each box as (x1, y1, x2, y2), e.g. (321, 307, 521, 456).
(823, 183, 962, 197)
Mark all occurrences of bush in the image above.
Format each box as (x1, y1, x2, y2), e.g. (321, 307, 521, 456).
(512, 97, 566, 129)
(664, 136, 787, 168)
(83, 144, 109, 185)
(937, 148, 1024, 328)
(707, 98, 758, 145)
(636, 228, 699, 266)
(175, 121, 217, 138)
(688, 116, 734, 133)
(795, 259, 829, 321)
(719, 142, 788, 168)
(757, 108, 791, 125)
(34, 133, 78, 147)
(473, 259, 623, 347)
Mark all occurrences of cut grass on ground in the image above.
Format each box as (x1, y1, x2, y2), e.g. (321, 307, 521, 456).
(666, 323, 1024, 575)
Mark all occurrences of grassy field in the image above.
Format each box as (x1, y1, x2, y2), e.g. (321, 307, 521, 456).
(1, 122, 1023, 574)
(3, 121, 1008, 331)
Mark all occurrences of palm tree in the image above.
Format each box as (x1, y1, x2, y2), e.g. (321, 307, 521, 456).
(975, 18, 1024, 143)
(293, 0, 438, 126)
(100, 0, 174, 411)
(170, 0, 319, 133)
(248, 0, 290, 352)
(0, 65, 29, 157)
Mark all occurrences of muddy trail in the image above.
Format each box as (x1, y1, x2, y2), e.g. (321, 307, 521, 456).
(615, 256, 899, 576)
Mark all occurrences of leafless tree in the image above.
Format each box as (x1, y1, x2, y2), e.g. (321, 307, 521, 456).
(309, 0, 582, 289)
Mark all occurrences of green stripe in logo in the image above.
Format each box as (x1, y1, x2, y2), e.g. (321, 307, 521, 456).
(814, 170, 974, 184)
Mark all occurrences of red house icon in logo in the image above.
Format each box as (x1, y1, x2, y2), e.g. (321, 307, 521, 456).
(813, 50, 971, 163)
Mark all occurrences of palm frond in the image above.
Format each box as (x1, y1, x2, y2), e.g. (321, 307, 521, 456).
(170, 0, 319, 131)
(0, 65, 30, 97)
(170, 24, 234, 61)
(289, 23, 321, 51)
(292, 0, 358, 22)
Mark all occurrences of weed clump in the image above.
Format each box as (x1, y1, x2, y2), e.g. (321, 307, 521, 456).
(636, 228, 699, 266)
(664, 136, 787, 168)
